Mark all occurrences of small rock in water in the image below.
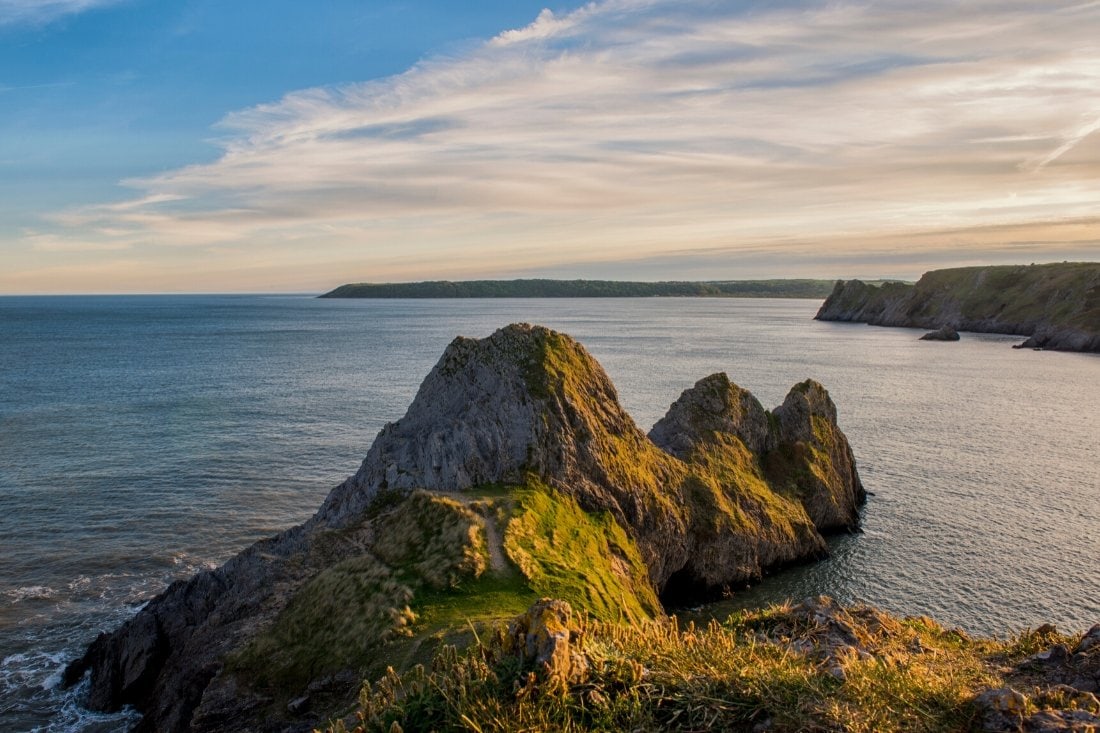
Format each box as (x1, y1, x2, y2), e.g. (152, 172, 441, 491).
(920, 325, 960, 341)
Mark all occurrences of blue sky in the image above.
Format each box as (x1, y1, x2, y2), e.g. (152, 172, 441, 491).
(1, 1, 580, 236)
(2, 1, 1098, 293)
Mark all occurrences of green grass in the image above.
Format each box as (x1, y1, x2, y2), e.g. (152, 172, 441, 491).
(228, 477, 664, 705)
(914, 263, 1100, 331)
(229, 491, 493, 695)
(503, 478, 661, 624)
(825, 262, 1100, 337)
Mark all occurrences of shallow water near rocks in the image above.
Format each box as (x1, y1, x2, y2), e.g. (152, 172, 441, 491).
(1, 295, 1098, 730)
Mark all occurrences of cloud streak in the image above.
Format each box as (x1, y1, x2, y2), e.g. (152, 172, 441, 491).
(14, 0, 1100, 291)
(0, 0, 121, 26)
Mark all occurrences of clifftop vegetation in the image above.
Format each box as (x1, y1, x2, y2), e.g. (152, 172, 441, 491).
(328, 597, 1100, 733)
(320, 278, 840, 299)
(816, 262, 1100, 352)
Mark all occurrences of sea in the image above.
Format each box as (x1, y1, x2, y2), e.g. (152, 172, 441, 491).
(1, 295, 1098, 731)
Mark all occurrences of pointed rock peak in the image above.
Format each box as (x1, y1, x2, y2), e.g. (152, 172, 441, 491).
(649, 373, 770, 457)
(317, 323, 650, 526)
(773, 379, 838, 445)
(767, 379, 865, 532)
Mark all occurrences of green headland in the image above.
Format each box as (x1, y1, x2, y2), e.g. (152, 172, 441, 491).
(320, 278, 843, 299)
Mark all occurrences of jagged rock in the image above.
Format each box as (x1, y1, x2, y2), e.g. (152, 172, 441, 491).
(316, 324, 693, 585)
(768, 381, 866, 532)
(920, 325, 960, 341)
(505, 599, 588, 690)
(648, 374, 864, 535)
(650, 373, 772, 456)
(1022, 709, 1100, 732)
(1076, 625, 1100, 655)
(65, 323, 865, 732)
(978, 625, 1100, 731)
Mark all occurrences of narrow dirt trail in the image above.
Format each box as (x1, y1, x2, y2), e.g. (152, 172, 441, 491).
(480, 513, 508, 573)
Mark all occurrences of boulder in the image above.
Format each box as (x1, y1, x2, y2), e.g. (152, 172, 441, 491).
(505, 599, 588, 691)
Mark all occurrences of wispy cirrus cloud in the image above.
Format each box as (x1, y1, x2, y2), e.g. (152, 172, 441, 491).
(16, 0, 1100, 291)
(0, 0, 121, 26)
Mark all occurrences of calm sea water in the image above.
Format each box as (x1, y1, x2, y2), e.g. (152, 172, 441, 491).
(1, 295, 1098, 731)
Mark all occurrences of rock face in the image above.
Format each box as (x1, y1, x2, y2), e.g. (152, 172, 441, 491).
(816, 262, 1100, 353)
(64, 324, 865, 732)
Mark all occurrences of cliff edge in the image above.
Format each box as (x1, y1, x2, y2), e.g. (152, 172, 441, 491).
(64, 324, 864, 732)
(815, 262, 1100, 352)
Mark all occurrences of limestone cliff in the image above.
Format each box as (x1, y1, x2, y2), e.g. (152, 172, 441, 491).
(64, 324, 864, 732)
(815, 262, 1100, 352)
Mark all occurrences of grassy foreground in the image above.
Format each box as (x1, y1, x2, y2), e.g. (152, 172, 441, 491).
(321, 600, 1089, 733)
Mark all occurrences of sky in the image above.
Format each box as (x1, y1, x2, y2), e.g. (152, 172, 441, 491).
(1, 0, 1098, 293)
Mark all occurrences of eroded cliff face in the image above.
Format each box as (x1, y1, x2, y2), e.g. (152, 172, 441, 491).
(815, 262, 1100, 352)
(65, 324, 865, 732)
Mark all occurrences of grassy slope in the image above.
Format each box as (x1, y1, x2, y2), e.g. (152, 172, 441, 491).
(821, 262, 1100, 336)
(910, 262, 1100, 331)
(227, 480, 662, 708)
(329, 603, 1086, 733)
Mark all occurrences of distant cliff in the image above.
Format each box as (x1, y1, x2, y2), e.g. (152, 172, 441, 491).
(321, 278, 837, 299)
(815, 262, 1100, 352)
(65, 324, 864, 732)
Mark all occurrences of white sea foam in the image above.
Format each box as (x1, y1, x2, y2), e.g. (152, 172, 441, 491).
(4, 585, 57, 604)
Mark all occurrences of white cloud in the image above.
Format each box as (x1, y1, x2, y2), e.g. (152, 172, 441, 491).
(16, 0, 1100, 290)
(0, 0, 121, 26)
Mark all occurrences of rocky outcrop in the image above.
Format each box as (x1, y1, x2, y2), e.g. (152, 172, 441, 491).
(920, 325, 960, 341)
(65, 324, 864, 732)
(978, 623, 1100, 731)
(504, 598, 589, 691)
(650, 373, 773, 456)
(649, 373, 864, 538)
(816, 262, 1100, 352)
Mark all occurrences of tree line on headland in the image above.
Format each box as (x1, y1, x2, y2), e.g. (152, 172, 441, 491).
(321, 278, 843, 299)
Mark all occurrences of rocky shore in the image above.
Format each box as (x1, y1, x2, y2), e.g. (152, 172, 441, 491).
(64, 323, 864, 731)
(61, 323, 1096, 732)
(815, 262, 1100, 352)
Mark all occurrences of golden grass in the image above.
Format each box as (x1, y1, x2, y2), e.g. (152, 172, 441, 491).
(316, 600, 1082, 733)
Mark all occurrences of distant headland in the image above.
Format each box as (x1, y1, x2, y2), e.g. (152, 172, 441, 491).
(816, 262, 1100, 353)
(320, 278, 845, 299)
